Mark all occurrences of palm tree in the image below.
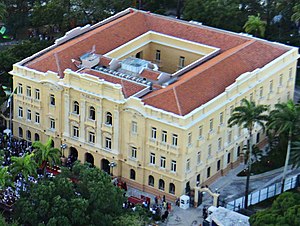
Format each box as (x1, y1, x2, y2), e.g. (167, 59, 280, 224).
(291, 141, 300, 168)
(10, 153, 37, 189)
(228, 98, 268, 209)
(267, 100, 300, 192)
(0, 1, 7, 21)
(0, 166, 12, 189)
(243, 14, 267, 37)
(291, 4, 300, 23)
(32, 138, 61, 176)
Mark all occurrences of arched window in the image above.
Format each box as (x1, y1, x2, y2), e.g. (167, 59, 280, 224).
(106, 112, 112, 125)
(159, 179, 165, 191)
(73, 101, 79, 114)
(148, 175, 154, 187)
(169, 183, 175, 194)
(26, 130, 31, 141)
(19, 127, 23, 138)
(34, 133, 40, 141)
(89, 106, 95, 120)
(130, 169, 136, 180)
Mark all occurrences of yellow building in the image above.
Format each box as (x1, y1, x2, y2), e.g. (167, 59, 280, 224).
(11, 9, 299, 202)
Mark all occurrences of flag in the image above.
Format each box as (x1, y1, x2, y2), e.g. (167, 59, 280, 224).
(5, 88, 17, 109)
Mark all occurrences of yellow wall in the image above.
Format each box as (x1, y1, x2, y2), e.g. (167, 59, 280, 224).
(11, 45, 299, 200)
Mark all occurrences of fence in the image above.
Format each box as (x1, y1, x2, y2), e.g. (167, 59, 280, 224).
(225, 174, 300, 211)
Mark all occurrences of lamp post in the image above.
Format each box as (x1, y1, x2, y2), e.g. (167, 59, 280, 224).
(108, 161, 117, 176)
(60, 143, 67, 166)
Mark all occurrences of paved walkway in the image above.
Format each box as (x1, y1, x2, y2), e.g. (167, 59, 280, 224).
(126, 164, 300, 225)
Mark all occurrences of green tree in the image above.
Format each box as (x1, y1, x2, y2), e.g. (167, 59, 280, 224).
(0, 1, 7, 21)
(267, 100, 300, 192)
(228, 98, 268, 209)
(291, 3, 300, 23)
(250, 192, 300, 226)
(32, 138, 61, 176)
(243, 14, 267, 37)
(0, 166, 13, 189)
(183, 0, 245, 32)
(14, 162, 129, 226)
(9, 152, 37, 188)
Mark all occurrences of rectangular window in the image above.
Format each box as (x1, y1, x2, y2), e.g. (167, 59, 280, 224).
(160, 156, 166, 168)
(228, 131, 232, 144)
(50, 118, 55, 129)
(269, 80, 273, 93)
(259, 86, 263, 98)
(279, 74, 283, 86)
(105, 137, 112, 150)
(73, 126, 79, 138)
(151, 127, 157, 139)
(179, 56, 185, 68)
(18, 107, 23, 118)
(162, 130, 167, 143)
(218, 138, 222, 150)
(219, 112, 224, 125)
(227, 153, 231, 164)
(217, 160, 221, 171)
(208, 144, 212, 158)
(207, 167, 211, 178)
(289, 68, 292, 79)
(131, 147, 137, 159)
(171, 160, 177, 172)
(35, 89, 40, 100)
(89, 132, 95, 143)
(131, 121, 137, 134)
(27, 109, 31, 121)
(188, 132, 192, 145)
(250, 93, 253, 102)
(155, 50, 161, 61)
(35, 112, 40, 124)
(26, 86, 31, 97)
(209, 119, 213, 132)
(172, 134, 178, 146)
(197, 151, 201, 164)
(18, 83, 23, 94)
(50, 94, 55, 105)
(199, 125, 203, 138)
(150, 153, 155, 164)
(186, 159, 190, 172)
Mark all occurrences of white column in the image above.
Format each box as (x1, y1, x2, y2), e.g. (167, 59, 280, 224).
(80, 100, 86, 142)
(96, 103, 102, 148)
(63, 93, 70, 137)
(113, 108, 119, 153)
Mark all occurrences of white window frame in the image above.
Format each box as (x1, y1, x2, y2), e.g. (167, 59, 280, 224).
(50, 118, 55, 130)
(27, 109, 31, 121)
(150, 153, 155, 165)
(73, 126, 79, 138)
(151, 127, 157, 139)
(26, 86, 31, 97)
(160, 156, 166, 168)
(105, 137, 112, 150)
(18, 83, 23, 94)
(172, 134, 178, 146)
(209, 119, 213, 132)
(179, 56, 185, 68)
(35, 112, 40, 124)
(18, 106, 23, 118)
(162, 130, 167, 143)
(171, 160, 176, 172)
(131, 121, 137, 134)
(155, 50, 161, 61)
(88, 131, 95, 143)
(50, 94, 55, 106)
(35, 89, 40, 100)
(131, 146, 137, 159)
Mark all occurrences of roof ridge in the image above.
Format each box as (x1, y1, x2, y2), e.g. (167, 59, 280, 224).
(172, 87, 182, 116)
(120, 80, 127, 98)
(54, 53, 63, 78)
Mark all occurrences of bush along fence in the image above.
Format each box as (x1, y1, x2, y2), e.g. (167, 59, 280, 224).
(225, 174, 300, 211)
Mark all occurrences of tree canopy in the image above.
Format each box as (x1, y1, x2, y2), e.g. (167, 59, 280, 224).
(250, 192, 300, 226)
(13, 162, 128, 226)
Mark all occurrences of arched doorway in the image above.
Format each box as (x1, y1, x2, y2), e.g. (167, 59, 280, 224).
(69, 147, 78, 163)
(85, 153, 94, 166)
(34, 133, 40, 141)
(101, 159, 110, 174)
(50, 139, 54, 148)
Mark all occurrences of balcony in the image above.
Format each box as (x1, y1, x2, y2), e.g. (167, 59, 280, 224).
(102, 123, 113, 134)
(69, 113, 80, 123)
(85, 118, 96, 128)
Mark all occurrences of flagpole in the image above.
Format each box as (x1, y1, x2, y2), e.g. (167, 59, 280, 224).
(9, 88, 12, 144)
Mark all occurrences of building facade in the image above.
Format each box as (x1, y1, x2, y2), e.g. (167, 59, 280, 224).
(11, 9, 299, 201)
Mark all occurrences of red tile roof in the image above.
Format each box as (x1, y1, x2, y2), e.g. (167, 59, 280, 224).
(81, 69, 146, 98)
(100, 56, 112, 67)
(23, 9, 290, 115)
(140, 69, 161, 80)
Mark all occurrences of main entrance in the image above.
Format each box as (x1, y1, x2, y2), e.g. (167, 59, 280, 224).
(101, 159, 110, 174)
